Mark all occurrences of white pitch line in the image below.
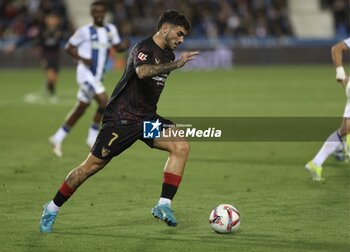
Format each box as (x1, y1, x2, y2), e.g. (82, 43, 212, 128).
(22, 91, 77, 106)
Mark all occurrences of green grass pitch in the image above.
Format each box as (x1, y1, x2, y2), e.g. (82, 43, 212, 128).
(0, 65, 349, 252)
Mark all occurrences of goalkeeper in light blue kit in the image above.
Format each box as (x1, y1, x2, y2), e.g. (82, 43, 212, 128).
(305, 37, 350, 181)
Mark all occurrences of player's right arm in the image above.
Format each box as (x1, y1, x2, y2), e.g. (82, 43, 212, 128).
(65, 26, 92, 66)
(65, 43, 92, 66)
(136, 51, 198, 79)
(331, 39, 349, 87)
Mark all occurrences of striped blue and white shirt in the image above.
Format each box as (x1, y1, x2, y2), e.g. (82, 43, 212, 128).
(344, 37, 350, 48)
(67, 23, 121, 84)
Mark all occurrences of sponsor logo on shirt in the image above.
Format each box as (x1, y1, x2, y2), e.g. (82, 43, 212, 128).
(152, 74, 168, 86)
(137, 52, 148, 61)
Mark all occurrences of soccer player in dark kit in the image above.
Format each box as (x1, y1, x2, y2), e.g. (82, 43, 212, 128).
(39, 12, 66, 99)
(39, 10, 199, 233)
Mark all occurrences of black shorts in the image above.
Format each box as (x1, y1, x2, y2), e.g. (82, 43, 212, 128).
(41, 54, 60, 71)
(91, 116, 173, 160)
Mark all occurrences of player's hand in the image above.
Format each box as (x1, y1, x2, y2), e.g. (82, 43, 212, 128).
(114, 39, 130, 52)
(337, 76, 349, 88)
(177, 51, 199, 68)
(335, 66, 348, 87)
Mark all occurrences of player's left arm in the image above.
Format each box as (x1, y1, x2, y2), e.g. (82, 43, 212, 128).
(110, 24, 129, 53)
(331, 41, 349, 86)
(65, 27, 92, 66)
(65, 43, 92, 66)
(113, 40, 129, 53)
(136, 51, 198, 79)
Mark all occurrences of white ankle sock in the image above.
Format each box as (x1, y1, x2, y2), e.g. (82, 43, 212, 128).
(53, 126, 69, 143)
(312, 131, 343, 166)
(47, 200, 60, 212)
(87, 125, 99, 146)
(158, 197, 171, 206)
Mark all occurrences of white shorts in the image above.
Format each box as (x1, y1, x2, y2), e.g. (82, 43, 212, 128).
(77, 80, 105, 104)
(344, 80, 350, 118)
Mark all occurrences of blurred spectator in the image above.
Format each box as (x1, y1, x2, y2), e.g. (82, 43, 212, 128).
(320, 0, 350, 37)
(332, 0, 350, 37)
(266, 0, 294, 36)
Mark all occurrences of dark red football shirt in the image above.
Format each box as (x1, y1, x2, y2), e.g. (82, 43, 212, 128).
(103, 37, 175, 123)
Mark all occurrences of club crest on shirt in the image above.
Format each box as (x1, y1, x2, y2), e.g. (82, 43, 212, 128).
(101, 147, 110, 157)
(137, 52, 148, 61)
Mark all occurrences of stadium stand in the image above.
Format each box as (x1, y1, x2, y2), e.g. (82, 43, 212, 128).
(2, 0, 349, 42)
(289, 0, 333, 38)
(0, 0, 73, 41)
(0, 0, 348, 67)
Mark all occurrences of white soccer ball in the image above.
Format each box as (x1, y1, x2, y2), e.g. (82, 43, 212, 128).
(209, 204, 241, 234)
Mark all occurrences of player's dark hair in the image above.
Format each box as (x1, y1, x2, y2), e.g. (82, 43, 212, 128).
(157, 10, 190, 31)
(90, 0, 106, 9)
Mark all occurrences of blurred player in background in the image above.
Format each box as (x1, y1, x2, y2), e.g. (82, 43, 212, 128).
(39, 9, 198, 233)
(5, 12, 67, 101)
(49, 1, 128, 157)
(305, 37, 350, 181)
(39, 12, 65, 100)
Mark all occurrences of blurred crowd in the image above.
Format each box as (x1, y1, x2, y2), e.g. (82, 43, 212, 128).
(110, 0, 294, 38)
(0, 0, 295, 42)
(0, 0, 73, 42)
(0, 0, 349, 43)
(321, 0, 350, 37)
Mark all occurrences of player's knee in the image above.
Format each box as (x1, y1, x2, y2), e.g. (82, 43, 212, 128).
(90, 162, 106, 174)
(340, 124, 350, 135)
(172, 141, 190, 157)
(95, 94, 108, 108)
(345, 127, 350, 134)
(75, 106, 87, 117)
(81, 161, 105, 177)
(96, 107, 105, 115)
